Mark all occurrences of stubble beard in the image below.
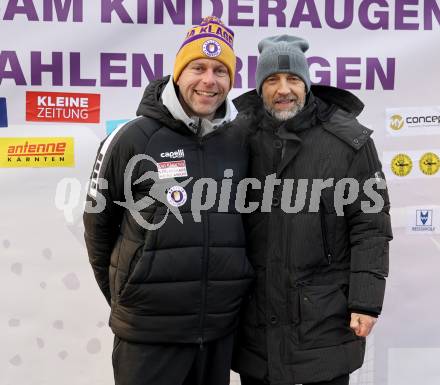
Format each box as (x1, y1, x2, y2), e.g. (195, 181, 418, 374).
(264, 98, 305, 121)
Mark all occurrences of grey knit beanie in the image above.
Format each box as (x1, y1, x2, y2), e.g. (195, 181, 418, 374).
(256, 35, 311, 94)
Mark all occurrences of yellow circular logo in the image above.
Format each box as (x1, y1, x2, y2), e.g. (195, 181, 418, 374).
(419, 152, 440, 175)
(391, 153, 412, 176)
(390, 114, 404, 131)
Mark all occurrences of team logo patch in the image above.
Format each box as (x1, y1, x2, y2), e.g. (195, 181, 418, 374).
(166, 186, 187, 207)
(202, 40, 221, 57)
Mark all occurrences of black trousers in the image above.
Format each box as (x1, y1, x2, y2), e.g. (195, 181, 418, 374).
(112, 333, 234, 385)
(240, 373, 350, 385)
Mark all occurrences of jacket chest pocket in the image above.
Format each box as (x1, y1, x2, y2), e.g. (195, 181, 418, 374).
(287, 212, 334, 271)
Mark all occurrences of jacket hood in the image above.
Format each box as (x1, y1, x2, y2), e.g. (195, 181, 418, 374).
(136, 76, 190, 134)
(233, 84, 364, 120)
(311, 84, 364, 117)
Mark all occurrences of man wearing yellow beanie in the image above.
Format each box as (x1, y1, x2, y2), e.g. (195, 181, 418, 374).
(84, 16, 253, 385)
(169, 15, 237, 131)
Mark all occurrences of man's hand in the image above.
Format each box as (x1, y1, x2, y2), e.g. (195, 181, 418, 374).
(350, 313, 377, 337)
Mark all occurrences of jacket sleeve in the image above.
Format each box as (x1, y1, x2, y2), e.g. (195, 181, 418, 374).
(83, 131, 131, 305)
(344, 138, 393, 316)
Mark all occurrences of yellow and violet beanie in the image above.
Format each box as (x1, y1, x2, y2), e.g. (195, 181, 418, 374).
(173, 16, 236, 87)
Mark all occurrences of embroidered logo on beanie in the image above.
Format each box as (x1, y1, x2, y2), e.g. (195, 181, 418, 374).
(202, 40, 222, 57)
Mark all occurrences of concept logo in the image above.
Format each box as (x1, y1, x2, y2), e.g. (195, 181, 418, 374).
(419, 152, 440, 175)
(406, 115, 440, 125)
(202, 40, 221, 58)
(391, 153, 412, 176)
(390, 114, 404, 131)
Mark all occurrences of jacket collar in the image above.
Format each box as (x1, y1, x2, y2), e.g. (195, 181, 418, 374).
(233, 84, 365, 121)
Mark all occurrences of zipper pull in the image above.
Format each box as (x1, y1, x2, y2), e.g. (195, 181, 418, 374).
(197, 337, 204, 351)
(327, 252, 332, 265)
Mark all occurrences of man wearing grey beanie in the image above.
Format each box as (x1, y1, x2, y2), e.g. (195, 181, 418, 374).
(232, 35, 392, 385)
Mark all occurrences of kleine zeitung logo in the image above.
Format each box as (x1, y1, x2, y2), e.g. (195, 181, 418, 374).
(26, 91, 100, 123)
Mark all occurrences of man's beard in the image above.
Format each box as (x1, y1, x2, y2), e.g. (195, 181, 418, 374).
(264, 98, 305, 121)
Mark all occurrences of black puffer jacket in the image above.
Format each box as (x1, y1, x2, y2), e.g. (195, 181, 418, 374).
(232, 86, 392, 384)
(83, 76, 254, 344)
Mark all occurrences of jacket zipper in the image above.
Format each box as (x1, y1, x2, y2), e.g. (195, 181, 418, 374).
(193, 120, 228, 349)
(197, 131, 208, 351)
(319, 200, 332, 265)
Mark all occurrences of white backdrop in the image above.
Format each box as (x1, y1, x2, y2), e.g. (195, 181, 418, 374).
(1, 1, 440, 384)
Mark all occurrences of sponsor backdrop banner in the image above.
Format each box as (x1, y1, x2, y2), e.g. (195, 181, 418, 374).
(1, 2, 439, 385)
